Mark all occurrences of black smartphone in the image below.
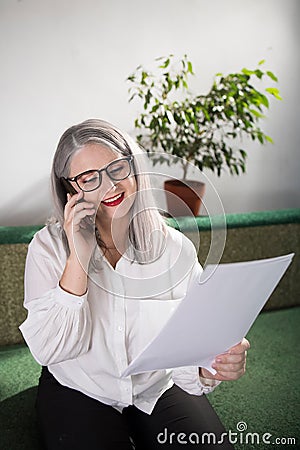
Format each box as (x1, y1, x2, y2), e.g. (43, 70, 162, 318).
(60, 177, 95, 230)
(60, 177, 78, 196)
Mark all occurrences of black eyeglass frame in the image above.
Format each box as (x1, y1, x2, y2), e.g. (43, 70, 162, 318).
(62, 156, 134, 193)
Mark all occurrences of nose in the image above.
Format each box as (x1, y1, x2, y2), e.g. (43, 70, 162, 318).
(100, 173, 117, 198)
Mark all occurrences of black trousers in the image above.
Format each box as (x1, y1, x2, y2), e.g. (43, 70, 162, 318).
(36, 367, 234, 450)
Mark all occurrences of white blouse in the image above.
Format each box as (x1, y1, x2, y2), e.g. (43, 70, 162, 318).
(20, 223, 219, 414)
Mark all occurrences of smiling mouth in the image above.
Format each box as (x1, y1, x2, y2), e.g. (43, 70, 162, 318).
(101, 192, 125, 207)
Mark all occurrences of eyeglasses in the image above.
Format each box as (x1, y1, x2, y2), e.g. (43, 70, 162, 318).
(64, 156, 133, 192)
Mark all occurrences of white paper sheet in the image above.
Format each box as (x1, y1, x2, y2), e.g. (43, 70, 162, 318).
(122, 253, 294, 377)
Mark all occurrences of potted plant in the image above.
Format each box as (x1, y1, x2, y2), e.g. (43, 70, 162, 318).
(127, 54, 281, 216)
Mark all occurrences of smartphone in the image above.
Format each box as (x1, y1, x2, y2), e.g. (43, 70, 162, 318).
(60, 177, 95, 229)
(60, 177, 78, 196)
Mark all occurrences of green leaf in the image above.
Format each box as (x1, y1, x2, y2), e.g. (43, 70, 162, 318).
(258, 59, 265, 66)
(128, 93, 136, 103)
(151, 104, 160, 113)
(257, 133, 264, 144)
(255, 69, 264, 79)
(240, 162, 246, 173)
(141, 71, 148, 85)
(249, 108, 265, 118)
(259, 93, 269, 108)
(233, 165, 239, 175)
(203, 109, 211, 121)
(265, 135, 274, 144)
(265, 87, 282, 100)
(193, 119, 199, 133)
(266, 71, 278, 82)
(239, 149, 247, 159)
(242, 68, 255, 76)
(159, 58, 170, 69)
(187, 61, 194, 74)
(144, 89, 152, 108)
(165, 110, 173, 123)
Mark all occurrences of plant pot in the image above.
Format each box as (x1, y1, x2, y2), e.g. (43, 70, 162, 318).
(164, 179, 205, 217)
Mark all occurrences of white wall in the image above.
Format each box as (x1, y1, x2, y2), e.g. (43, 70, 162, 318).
(0, 0, 299, 225)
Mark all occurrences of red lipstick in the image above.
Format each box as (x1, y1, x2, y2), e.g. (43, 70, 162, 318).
(101, 192, 125, 207)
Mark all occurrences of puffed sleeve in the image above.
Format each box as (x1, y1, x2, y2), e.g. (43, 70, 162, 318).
(19, 227, 92, 366)
(172, 238, 221, 395)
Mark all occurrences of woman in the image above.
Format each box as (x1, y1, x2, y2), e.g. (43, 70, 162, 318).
(20, 119, 250, 450)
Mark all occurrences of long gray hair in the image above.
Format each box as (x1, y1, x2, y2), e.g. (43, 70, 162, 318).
(50, 118, 167, 264)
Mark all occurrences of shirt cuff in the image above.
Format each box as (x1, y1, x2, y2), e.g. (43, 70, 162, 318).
(172, 366, 221, 397)
(54, 283, 88, 309)
(198, 373, 221, 390)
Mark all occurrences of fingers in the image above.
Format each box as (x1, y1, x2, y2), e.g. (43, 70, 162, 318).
(64, 192, 95, 230)
(212, 354, 247, 381)
(228, 338, 251, 354)
(73, 208, 96, 228)
(66, 192, 95, 215)
(214, 338, 250, 361)
(212, 358, 246, 374)
(211, 364, 246, 382)
(214, 352, 245, 365)
(65, 191, 84, 212)
(210, 338, 250, 381)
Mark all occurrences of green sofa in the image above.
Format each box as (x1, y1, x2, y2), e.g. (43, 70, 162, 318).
(0, 209, 299, 449)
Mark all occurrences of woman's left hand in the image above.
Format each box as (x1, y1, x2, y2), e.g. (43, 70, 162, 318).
(200, 338, 250, 382)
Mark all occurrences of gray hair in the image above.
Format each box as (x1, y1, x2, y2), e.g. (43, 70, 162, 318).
(50, 118, 167, 264)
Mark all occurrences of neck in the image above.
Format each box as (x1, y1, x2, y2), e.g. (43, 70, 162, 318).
(95, 213, 130, 251)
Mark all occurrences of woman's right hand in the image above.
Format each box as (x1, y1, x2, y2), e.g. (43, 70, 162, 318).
(63, 191, 96, 271)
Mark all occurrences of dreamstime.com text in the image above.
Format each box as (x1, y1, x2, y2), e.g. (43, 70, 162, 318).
(157, 421, 297, 446)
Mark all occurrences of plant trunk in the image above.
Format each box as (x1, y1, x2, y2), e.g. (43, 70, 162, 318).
(182, 160, 189, 180)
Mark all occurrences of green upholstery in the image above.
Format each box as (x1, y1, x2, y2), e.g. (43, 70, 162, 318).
(0, 225, 43, 245)
(167, 208, 300, 231)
